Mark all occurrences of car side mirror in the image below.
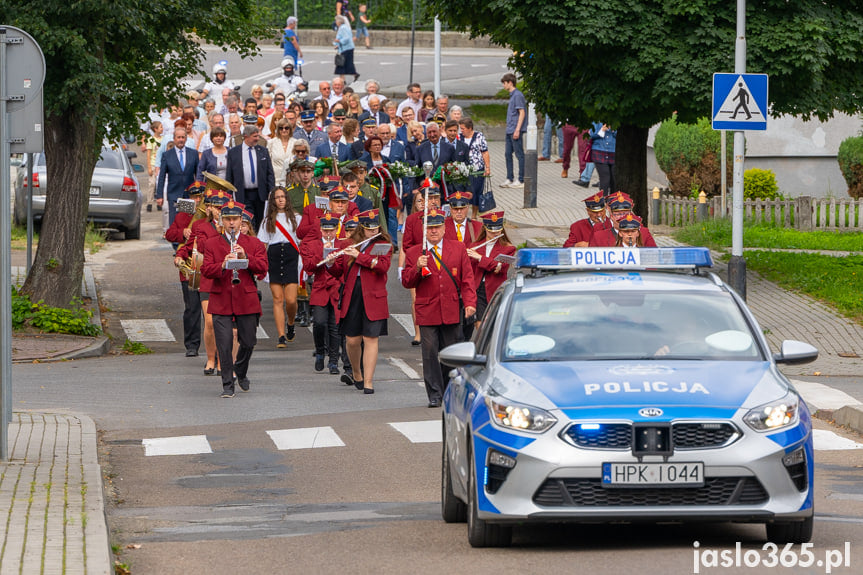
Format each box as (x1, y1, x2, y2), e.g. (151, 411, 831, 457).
(773, 340, 819, 365)
(439, 341, 487, 367)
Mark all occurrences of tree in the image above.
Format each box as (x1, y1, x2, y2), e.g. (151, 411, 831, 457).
(423, 0, 863, 220)
(0, 1, 268, 308)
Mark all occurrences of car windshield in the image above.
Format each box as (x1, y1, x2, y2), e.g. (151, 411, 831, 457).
(35, 148, 124, 170)
(503, 290, 762, 362)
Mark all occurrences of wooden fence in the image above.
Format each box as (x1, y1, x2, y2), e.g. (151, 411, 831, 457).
(653, 194, 863, 231)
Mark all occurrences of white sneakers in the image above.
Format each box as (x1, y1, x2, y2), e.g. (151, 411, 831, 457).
(499, 180, 524, 188)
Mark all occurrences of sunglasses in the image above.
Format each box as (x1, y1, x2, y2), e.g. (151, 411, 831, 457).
(279, 127, 291, 131)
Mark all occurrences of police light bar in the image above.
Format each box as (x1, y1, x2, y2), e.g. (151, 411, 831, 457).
(516, 248, 713, 270)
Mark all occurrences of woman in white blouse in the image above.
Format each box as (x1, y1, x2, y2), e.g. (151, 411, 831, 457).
(257, 187, 303, 347)
(267, 118, 296, 187)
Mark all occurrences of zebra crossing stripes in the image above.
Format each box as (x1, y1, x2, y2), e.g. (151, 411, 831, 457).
(267, 427, 345, 450)
(142, 435, 212, 456)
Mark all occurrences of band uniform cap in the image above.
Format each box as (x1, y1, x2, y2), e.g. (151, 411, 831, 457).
(220, 200, 245, 217)
(328, 187, 350, 201)
(241, 209, 254, 224)
(447, 190, 472, 207)
(583, 192, 606, 211)
(426, 209, 446, 226)
(300, 110, 316, 121)
(481, 210, 505, 229)
(344, 214, 360, 230)
(358, 209, 380, 228)
(608, 191, 633, 210)
(205, 190, 231, 206)
(361, 117, 377, 128)
(421, 179, 441, 196)
(186, 181, 207, 196)
(320, 212, 340, 229)
(618, 213, 643, 230)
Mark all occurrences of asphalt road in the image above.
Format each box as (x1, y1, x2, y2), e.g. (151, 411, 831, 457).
(7, 198, 863, 574)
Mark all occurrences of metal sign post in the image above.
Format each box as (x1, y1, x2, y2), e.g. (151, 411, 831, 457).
(0, 25, 45, 461)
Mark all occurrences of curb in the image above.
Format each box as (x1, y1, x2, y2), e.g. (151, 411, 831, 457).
(79, 413, 114, 575)
(814, 405, 863, 436)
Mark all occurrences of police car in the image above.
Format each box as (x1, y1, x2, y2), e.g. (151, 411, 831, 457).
(439, 247, 818, 548)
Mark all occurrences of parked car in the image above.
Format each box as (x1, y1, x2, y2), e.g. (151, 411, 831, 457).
(440, 247, 818, 547)
(14, 143, 142, 239)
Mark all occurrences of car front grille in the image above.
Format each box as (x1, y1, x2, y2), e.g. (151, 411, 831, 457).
(564, 422, 739, 450)
(672, 423, 739, 449)
(533, 477, 768, 507)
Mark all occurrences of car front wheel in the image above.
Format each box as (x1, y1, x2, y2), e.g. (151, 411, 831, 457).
(466, 440, 511, 548)
(441, 418, 466, 523)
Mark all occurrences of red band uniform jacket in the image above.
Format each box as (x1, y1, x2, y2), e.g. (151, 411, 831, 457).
(589, 226, 658, 247)
(299, 237, 342, 309)
(563, 217, 611, 248)
(469, 240, 517, 298)
(201, 233, 269, 316)
(296, 203, 359, 241)
(444, 217, 482, 248)
(326, 237, 392, 321)
(401, 240, 476, 326)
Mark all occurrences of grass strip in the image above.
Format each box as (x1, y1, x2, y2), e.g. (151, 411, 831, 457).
(674, 219, 863, 252)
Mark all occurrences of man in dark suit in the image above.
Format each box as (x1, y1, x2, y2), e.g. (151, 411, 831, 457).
(443, 120, 471, 192)
(411, 122, 455, 195)
(314, 124, 352, 162)
(358, 95, 389, 125)
(156, 127, 199, 226)
(225, 125, 275, 228)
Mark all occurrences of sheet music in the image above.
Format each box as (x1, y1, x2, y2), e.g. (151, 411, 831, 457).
(494, 254, 516, 264)
(176, 198, 196, 213)
(369, 243, 393, 256)
(315, 196, 329, 210)
(225, 259, 249, 270)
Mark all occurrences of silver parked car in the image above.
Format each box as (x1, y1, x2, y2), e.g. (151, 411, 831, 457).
(14, 143, 142, 239)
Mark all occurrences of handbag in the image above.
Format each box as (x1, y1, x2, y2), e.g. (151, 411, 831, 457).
(334, 52, 346, 67)
(478, 176, 497, 213)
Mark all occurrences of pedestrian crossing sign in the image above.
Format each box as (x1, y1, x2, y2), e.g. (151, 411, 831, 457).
(712, 73, 768, 131)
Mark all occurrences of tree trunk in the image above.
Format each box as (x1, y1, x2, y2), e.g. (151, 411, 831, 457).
(20, 111, 97, 308)
(614, 124, 649, 222)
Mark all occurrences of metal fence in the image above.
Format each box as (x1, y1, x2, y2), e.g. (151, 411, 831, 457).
(652, 193, 863, 231)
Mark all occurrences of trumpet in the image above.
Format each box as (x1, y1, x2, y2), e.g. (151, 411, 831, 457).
(316, 233, 382, 267)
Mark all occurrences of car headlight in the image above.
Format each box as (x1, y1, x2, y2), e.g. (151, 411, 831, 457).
(485, 397, 557, 433)
(743, 391, 799, 432)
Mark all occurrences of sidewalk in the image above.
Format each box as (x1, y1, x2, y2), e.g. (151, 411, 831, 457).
(0, 412, 112, 574)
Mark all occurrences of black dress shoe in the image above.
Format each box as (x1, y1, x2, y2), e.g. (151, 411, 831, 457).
(341, 373, 356, 386)
(427, 400, 441, 408)
(185, 349, 199, 357)
(238, 377, 250, 392)
(354, 378, 364, 390)
(411, 339, 421, 346)
(203, 367, 216, 376)
(573, 180, 590, 188)
(364, 388, 375, 394)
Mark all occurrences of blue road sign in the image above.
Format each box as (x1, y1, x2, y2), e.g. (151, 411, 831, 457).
(712, 73, 768, 131)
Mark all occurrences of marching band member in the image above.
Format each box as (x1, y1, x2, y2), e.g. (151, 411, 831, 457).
(297, 185, 357, 241)
(589, 192, 657, 247)
(401, 209, 475, 408)
(615, 214, 650, 247)
(300, 213, 344, 374)
(257, 187, 303, 347)
(326, 209, 392, 394)
(177, 189, 231, 375)
(443, 190, 481, 247)
(465, 210, 516, 337)
(167, 182, 207, 357)
(563, 192, 612, 247)
(201, 201, 269, 398)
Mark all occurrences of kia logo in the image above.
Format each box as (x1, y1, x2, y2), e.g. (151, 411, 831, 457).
(639, 407, 663, 418)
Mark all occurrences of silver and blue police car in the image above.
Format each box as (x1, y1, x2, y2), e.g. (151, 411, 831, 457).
(439, 247, 818, 547)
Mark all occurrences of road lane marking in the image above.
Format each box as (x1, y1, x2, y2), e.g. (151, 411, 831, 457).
(391, 313, 414, 335)
(121, 319, 176, 342)
(389, 421, 441, 443)
(267, 427, 345, 450)
(256, 325, 269, 339)
(813, 429, 863, 450)
(388, 357, 421, 381)
(142, 435, 212, 456)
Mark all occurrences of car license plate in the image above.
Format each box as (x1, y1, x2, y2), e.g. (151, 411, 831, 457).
(89, 186, 101, 196)
(602, 462, 704, 487)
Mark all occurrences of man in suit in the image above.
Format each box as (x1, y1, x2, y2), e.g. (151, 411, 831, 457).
(378, 123, 405, 241)
(225, 125, 275, 228)
(401, 209, 476, 408)
(315, 124, 352, 162)
(443, 120, 471, 193)
(411, 122, 455, 195)
(156, 127, 199, 227)
(358, 96, 389, 125)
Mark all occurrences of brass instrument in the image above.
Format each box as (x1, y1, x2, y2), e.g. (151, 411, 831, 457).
(202, 171, 238, 200)
(177, 237, 204, 290)
(316, 233, 382, 267)
(225, 230, 250, 284)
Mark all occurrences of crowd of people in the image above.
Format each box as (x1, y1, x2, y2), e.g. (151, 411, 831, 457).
(144, 47, 651, 404)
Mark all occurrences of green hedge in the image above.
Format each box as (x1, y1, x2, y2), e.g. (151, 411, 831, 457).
(837, 135, 863, 199)
(654, 115, 732, 198)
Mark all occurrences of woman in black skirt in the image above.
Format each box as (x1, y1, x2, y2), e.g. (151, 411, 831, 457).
(325, 209, 391, 394)
(258, 187, 302, 347)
